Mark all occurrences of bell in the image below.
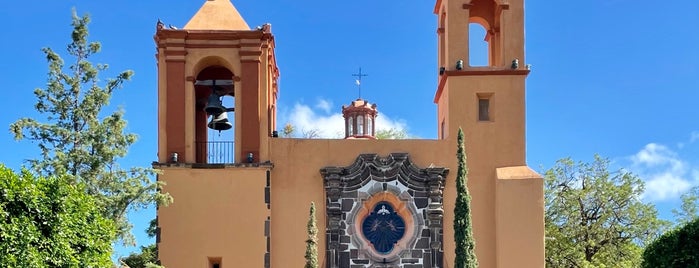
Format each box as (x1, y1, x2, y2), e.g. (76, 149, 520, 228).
(207, 112, 233, 131)
(204, 93, 226, 115)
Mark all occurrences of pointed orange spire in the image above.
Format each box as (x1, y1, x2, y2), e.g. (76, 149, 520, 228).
(184, 0, 250, 30)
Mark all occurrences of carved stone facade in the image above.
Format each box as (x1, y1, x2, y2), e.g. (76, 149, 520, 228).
(321, 153, 448, 268)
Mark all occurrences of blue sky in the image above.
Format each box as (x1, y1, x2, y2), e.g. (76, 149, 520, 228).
(0, 0, 698, 257)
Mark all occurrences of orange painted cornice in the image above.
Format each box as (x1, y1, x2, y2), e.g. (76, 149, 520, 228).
(154, 29, 273, 47)
(433, 69, 530, 103)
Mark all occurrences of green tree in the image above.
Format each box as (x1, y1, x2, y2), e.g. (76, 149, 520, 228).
(9, 10, 171, 245)
(0, 165, 116, 267)
(642, 218, 699, 268)
(282, 123, 295, 137)
(544, 156, 666, 267)
(454, 128, 477, 268)
(304, 202, 318, 268)
(672, 186, 698, 225)
(121, 244, 161, 268)
(120, 219, 163, 268)
(375, 128, 408, 139)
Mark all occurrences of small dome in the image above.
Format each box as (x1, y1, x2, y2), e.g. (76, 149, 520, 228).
(342, 98, 378, 140)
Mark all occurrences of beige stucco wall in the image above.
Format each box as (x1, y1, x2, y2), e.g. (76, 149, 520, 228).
(268, 138, 449, 267)
(158, 167, 269, 268)
(157, 128, 543, 268)
(496, 166, 545, 268)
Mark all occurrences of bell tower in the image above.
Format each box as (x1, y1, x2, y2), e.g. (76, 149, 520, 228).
(154, 1, 278, 267)
(434, 0, 544, 267)
(155, 0, 279, 165)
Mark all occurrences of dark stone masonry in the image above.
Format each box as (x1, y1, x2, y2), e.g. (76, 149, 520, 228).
(321, 153, 448, 268)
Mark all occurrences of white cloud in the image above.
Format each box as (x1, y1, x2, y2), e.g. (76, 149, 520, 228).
(643, 172, 693, 201)
(631, 143, 684, 171)
(315, 98, 333, 114)
(280, 100, 408, 138)
(629, 143, 698, 201)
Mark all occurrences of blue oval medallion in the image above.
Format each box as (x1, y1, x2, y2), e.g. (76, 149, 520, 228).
(361, 202, 406, 254)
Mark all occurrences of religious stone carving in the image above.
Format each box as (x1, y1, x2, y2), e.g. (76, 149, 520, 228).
(321, 153, 448, 268)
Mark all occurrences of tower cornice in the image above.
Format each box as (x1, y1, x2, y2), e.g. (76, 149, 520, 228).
(433, 68, 530, 104)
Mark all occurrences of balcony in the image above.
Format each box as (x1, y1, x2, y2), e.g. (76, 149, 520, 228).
(196, 141, 234, 164)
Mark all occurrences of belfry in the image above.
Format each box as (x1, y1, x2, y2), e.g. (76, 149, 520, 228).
(153, 0, 544, 267)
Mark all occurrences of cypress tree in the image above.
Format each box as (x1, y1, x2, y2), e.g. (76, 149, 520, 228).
(305, 202, 319, 268)
(454, 128, 478, 268)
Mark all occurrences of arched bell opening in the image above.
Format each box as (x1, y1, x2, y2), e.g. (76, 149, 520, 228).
(466, 0, 504, 67)
(194, 66, 235, 164)
(468, 22, 490, 66)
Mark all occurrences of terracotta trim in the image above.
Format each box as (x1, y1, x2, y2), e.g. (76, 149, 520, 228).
(161, 42, 186, 48)
(437, 27, 445, 34)
(433, 69, 529, 103)
(433, 0, 442, 14)
(445, 69, 530, 76)
(164, 50, 187, 56)
(240, 50, 263, 56)
(152, 162, 274, 169)
(434, 75, 447, 103)
(185, 43, 241, 49)
(240, 42, 262, 47)
(155, 30, 187, 39)
(155, 29, 273, 42)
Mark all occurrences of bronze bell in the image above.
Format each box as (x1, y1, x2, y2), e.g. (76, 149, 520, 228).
(207, 111, 232, 131)
(204, 92, 226, 115)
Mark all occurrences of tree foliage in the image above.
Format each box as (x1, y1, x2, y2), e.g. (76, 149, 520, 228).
(282, 123, 295, 138)
(9, 10, 171, 245)
(0, 165, 116, 267)
(544, 155, 666, 267)
(375, 128, 408, 139)
(121, 244, 161, 268)
(454, 128, 477, 268)
(305, 202, 318, 268)
(642, 218, 699, 268)
(120, 219, 163, 268)
(672, 186, 698, 225)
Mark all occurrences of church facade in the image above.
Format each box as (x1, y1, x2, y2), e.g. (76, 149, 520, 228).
(153, 0, 544, 267)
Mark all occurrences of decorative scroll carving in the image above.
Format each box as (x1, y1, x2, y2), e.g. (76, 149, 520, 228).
(321, 153, 448, 268)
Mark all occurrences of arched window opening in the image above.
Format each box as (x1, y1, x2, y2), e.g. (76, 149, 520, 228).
(367, 117, 373, 137)
(194, 66, 235, 164)
(468, 23, 490, 67)
(357, 116, 364, 135)
(348, 117, 354, 136)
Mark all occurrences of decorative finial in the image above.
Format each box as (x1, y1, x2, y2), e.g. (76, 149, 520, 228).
(456, 59, 464, 70)
(351, 67, 368, 99)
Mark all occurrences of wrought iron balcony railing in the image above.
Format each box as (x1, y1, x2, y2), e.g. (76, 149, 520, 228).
(195, 141, 234, 164)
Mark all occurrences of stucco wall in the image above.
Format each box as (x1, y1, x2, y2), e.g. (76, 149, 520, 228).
(268, 138, 451, 268)
(158, 167, 269, 268)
